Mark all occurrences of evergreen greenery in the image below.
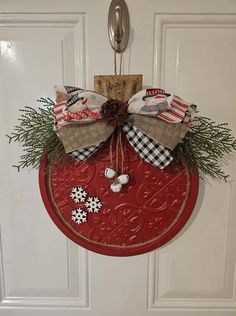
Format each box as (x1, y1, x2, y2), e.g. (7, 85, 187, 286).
(7, 99, 236, 180)
(6, 98, 69, 172)
(173, 116, 236, 181)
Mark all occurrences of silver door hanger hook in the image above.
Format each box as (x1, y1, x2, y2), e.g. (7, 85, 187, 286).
(108, 0, 130, 53)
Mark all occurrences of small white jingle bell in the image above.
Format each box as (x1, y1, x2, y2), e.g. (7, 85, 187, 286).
(117, 174, 129, 185)
(110, 182, 122, 193)
(105, 167, 117, 179)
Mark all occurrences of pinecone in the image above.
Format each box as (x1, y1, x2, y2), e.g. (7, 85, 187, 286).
(100, 99, 128, 126)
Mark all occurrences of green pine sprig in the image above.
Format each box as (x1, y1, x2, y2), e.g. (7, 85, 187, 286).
(6, 98, 70, 172)
(7, 98, 236, 181)
(172, 116, 236, 181)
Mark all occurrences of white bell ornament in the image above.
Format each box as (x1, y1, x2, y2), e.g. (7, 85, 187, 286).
(105, 167, 117, 179)
(117, 174, 129, 185)
(110, 182, 122, 193)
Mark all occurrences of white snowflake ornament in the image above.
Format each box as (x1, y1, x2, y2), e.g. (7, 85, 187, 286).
(71, 208, 87, 224)
(85, 197, 102, 213)
(70, 186, 87, 203)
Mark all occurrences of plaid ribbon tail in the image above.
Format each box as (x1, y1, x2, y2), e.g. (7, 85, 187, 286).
(122, 122, 173, 169)
(70, 142, 104, 162)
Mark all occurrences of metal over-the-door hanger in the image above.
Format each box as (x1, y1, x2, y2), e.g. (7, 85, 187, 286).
(108, 0, 130, 54)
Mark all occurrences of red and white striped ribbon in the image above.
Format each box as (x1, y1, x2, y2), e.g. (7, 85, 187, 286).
(158, 96, 191, 123)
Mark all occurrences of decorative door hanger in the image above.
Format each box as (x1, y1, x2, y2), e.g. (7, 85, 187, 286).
(7, 85, 236, 256)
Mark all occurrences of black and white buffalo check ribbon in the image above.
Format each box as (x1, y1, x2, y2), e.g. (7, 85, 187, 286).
(71, 143, 104, 162)
(71, 124, 173, 169)
(122, 122, 173, 169)
(71, 129, 173, 169)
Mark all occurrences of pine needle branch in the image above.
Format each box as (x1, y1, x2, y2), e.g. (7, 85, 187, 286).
(7, 98, 70, 172)
(7, 98, 236, 181)
(172, 116, 236, 181)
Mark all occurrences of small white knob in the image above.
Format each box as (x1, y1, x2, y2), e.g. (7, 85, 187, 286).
(105, 168, 117, 179)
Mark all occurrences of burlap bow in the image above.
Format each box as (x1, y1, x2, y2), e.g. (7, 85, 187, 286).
(54, 86, 196, 169)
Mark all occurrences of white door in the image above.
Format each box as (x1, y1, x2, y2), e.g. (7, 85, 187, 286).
(0, 1, 236, 315)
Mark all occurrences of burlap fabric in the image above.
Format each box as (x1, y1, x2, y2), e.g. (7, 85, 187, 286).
(58, 121, 114, 153)
(126, 114, 188, 150)
(58, 114, 188, 153)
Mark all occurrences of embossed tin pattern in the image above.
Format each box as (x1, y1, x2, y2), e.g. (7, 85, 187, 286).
(39, 137, 199, 256)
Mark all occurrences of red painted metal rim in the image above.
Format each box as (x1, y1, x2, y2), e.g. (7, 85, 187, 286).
(39, 159, 199, 257)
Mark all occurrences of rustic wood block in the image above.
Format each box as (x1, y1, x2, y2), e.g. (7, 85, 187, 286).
(94, 74, 142, 101)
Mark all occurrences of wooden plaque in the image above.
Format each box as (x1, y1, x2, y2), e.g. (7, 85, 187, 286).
(94, 74, 142, 101)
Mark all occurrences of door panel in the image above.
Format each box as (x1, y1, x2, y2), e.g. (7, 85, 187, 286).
(0, 2, 236, 316)
(148, 14, 236, 312)
(0, 16, 88, 308)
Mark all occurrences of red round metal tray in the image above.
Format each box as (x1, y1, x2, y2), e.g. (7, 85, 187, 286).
(39, 137, 199, 256)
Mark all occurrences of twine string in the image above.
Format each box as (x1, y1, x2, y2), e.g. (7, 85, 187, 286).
(119, 51, 123, 75)
(115, 126, 120, 173)
(114, 51, 123, 75)
(109, 125, 125, 177)
(119, 130, 124, 174)
(114, 51, 117, 75)
(109, 133, 115, 168)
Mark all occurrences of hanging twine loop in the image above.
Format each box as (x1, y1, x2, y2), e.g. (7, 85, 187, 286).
(101, 99, 127, 184)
